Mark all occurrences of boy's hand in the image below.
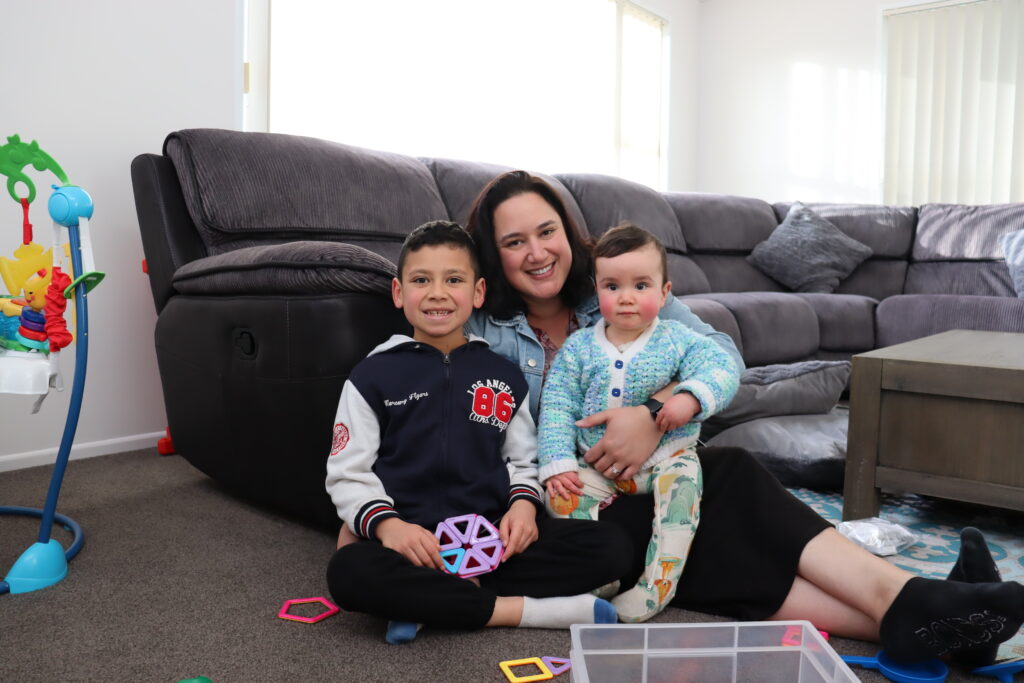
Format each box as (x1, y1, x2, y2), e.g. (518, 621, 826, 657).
(375, 517, 443, 570)
(499, 499, 539, 562)
(545, 471, 583, 501)
(656, 392, 701, 432)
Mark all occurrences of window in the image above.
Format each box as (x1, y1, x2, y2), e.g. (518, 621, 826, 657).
(883, 0, 1024, 204)
(244, 0, 667, 188)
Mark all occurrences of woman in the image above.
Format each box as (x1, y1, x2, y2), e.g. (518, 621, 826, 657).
(464, 170, 1023, 665)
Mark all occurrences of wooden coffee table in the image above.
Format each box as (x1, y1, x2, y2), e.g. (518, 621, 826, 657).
(843, 329, 1024, 520)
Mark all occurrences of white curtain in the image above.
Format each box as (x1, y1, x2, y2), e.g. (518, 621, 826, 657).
(884, 0, 1024, 205)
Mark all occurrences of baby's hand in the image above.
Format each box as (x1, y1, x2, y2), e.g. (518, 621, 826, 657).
(656, 392, 701, 432)
(545, 471, 583, 500)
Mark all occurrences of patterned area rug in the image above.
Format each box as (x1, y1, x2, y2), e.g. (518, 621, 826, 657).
(790, 487, 1024, 661)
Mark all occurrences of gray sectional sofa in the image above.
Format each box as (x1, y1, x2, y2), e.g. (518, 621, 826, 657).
(131, 129, 1024, 528)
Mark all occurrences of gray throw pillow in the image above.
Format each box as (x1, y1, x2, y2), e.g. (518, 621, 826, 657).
(706, 408, 849, 490)
(173, 241, 397, 296)
(748, 202, 873, 292)
(1001, 229, 1024, 297)
(701, 360, 850, 440)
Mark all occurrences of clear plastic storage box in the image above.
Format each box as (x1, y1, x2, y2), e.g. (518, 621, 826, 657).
(569, 620, 859, 683)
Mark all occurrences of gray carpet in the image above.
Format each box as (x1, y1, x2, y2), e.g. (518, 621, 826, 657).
(0, 450, 1001, 682)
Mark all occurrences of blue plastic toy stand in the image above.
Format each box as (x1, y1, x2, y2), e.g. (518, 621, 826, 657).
(0, 136, 103, 595)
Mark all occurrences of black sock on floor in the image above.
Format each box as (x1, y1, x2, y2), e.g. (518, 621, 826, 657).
(945, 527, 1002, 667)
(947, 527, 1000, 584)
(879, 577, 1024, 664)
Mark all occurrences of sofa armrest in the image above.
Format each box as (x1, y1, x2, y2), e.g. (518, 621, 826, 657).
(876, 294, 1024, 347)
(132, 153, 208, 313)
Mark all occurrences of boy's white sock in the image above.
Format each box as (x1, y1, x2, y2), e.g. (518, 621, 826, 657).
(518, 594, 617, 629)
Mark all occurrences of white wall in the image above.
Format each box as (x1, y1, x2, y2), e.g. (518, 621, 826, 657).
(0, 1, 243, 469)
(695, 0, 888, 202)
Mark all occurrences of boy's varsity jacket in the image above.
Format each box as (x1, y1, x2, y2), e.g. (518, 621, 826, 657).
(325, 334, 542, 540)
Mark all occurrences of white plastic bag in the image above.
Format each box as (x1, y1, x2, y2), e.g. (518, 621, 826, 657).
(836, 517, 918, 556)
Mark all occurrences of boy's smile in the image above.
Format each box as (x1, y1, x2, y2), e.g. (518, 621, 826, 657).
(392, 245, 485, 354)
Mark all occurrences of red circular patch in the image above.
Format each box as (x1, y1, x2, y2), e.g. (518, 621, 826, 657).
(330, 422, 350, 455)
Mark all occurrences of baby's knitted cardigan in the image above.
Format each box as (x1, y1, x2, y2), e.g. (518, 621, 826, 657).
(537, 318, 739, 482)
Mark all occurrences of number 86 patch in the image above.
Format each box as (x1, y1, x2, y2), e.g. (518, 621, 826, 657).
(469, 385, 515, 429)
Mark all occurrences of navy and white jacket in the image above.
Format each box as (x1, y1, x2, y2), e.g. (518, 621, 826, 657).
(325, 334, 542, 540)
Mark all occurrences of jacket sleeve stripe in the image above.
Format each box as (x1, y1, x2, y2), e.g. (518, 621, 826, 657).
(356, 501, 400, 539)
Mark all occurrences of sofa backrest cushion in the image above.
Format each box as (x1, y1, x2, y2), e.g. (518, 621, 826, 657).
(904, 203, 1024, 296)
(771, 202, 915, 299)
(420, 158, 588, 237)
(164, 129, 449, 255)
(668, 193, 778, 252)
(555, 173, 711, 294)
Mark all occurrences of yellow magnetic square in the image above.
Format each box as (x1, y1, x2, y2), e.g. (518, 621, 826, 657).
(498, 657, 553, 682)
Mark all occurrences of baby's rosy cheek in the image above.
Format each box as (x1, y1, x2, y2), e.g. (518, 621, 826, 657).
(640, 299, 661, 318)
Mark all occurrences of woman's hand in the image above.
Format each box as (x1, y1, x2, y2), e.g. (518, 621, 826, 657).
(375, 518, 444, 570)
(499, 499, 539, 562)
(578, 404, 661, 480)
(545, 471, 584, 501)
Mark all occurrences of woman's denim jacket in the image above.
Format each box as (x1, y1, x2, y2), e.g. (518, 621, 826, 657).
(466, 294, 744, 423)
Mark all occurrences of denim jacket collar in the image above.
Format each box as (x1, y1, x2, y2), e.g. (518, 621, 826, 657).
(486, 294, 601, 330)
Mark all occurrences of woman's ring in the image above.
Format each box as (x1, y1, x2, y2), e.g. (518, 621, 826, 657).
(610, 466, 621, 475)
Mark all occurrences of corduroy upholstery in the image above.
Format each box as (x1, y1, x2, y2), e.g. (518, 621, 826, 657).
(132, 128, 1024, 526)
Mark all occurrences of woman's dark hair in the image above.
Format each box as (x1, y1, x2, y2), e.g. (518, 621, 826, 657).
(465, 171, 593, 319)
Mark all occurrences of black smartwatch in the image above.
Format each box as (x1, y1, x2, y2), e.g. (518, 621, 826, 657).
(642, 398, 664, 419)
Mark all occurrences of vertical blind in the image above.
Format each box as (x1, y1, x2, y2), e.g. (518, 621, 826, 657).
(884, 0, 1024, 205)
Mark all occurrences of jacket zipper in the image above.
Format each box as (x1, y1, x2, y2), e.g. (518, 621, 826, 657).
(441, 351, 451, 509)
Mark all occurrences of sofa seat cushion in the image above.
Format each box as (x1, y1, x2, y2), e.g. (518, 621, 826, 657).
(164, 129, 449, 254)
(172, 241, 397, 296)
(748, 203, 873, 293)
(685, 292, 820, 366)
(875, 294, 1024, 347)
(793, 293, 877, 352)
(706, 409, 849, 490)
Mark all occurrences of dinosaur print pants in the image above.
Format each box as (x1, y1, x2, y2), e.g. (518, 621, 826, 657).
(546, 449, 703, 622)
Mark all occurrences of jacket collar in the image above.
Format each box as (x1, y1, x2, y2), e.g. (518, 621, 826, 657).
(486, 295, 601, 329)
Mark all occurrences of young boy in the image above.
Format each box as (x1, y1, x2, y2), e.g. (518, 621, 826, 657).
(325, 220, 629, 640)
(539, 223, 740, 623)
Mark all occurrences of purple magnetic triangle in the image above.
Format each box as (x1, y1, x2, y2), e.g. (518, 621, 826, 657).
(470, 539, 504, 568)
(456, 549, 495, 578)
(541, 657, 571, 675)
(434, 521, 462, 550)
(440, 548, 465, 574)
(470, 515, 500, 543)
(443, 514, 476, 544)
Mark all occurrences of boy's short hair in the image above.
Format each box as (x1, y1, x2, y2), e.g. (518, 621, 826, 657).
(397, 220, 480, 279)
(592, 223, 668, 283)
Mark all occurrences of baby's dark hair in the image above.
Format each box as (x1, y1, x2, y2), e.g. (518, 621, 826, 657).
(592, 223, 668, 283)
(397, 220, 480, 279)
